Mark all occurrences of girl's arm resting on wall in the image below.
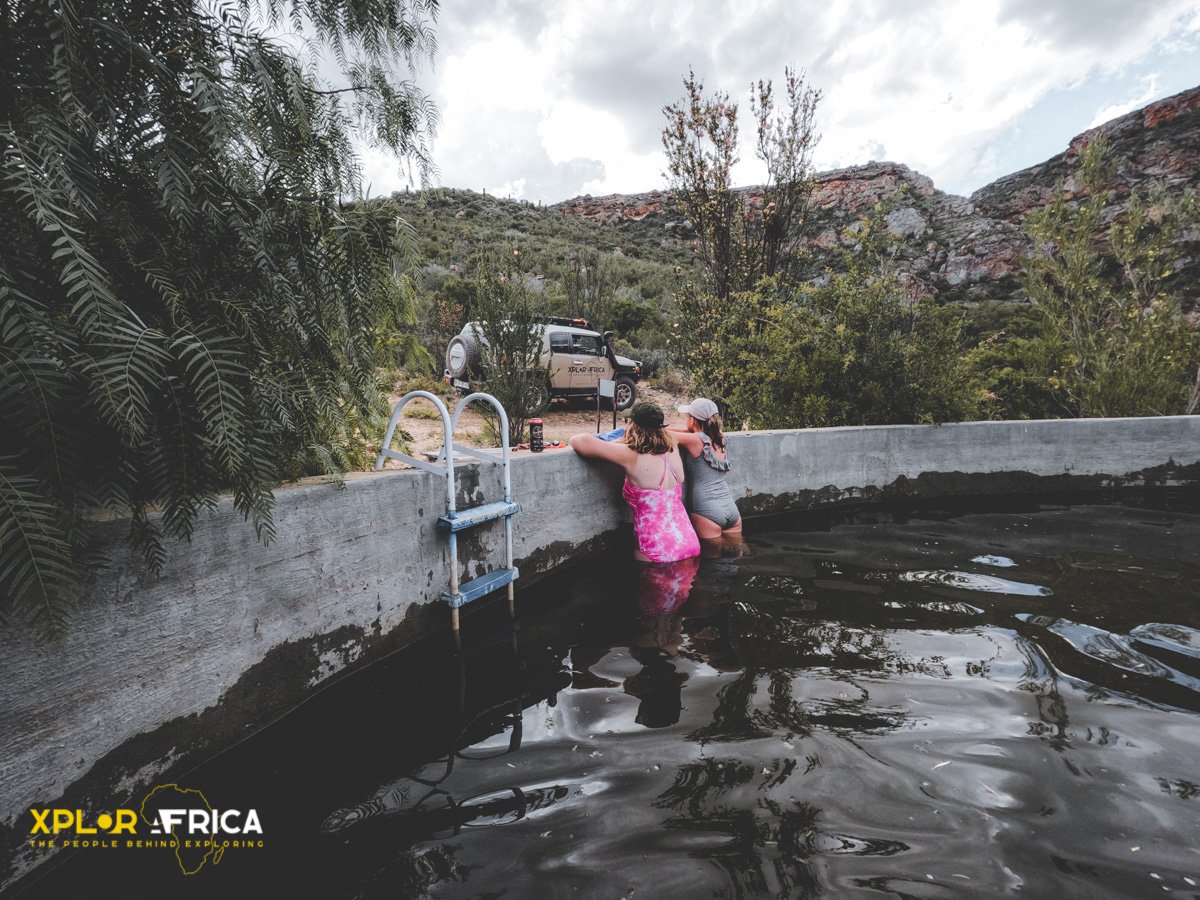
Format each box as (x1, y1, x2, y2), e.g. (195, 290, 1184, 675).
(570, 433, 630, 465)
(669, 430, 703, 457)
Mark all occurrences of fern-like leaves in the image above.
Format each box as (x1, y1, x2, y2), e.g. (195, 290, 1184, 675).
(0, 0, 439, 635)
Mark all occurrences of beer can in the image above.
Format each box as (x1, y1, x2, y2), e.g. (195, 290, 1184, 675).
(529, 418, 544, 452)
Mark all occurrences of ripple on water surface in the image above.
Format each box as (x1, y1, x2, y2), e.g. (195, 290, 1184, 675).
(16, 494, 1200, 899)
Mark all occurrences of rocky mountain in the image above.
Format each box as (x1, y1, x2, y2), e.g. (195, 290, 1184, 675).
(552, 84, 1200, 307)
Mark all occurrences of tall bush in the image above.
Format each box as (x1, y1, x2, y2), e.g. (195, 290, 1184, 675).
(1013, 136, 1200, 417)
(468, 267, 550, 446)
(710, 208, 972, 429)
(662, 67, 821, 301)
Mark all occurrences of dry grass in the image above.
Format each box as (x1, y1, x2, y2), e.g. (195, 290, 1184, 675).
(404, 405, 442, 420)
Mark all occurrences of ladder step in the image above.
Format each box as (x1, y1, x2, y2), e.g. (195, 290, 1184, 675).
(444, 567, 519, 608)
(438, 500, 521, 533)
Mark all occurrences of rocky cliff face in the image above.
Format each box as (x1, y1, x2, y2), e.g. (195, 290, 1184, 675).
(552, 84, 1200, 306)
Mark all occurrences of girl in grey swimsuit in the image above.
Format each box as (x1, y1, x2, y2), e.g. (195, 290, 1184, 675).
(673, 398, 742, 538)
(683, 432, 740, 528)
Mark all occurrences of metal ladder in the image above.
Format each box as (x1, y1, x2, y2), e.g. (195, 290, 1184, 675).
(375, 391, 520, 646)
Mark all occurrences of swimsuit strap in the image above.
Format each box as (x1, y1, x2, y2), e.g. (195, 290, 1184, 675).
(627, 455, 682, 491)
(667, 454, 683, 486)
(698, 433, 732, 473)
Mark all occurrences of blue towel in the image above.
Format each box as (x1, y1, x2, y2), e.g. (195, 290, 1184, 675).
(597, 427, 626, 442)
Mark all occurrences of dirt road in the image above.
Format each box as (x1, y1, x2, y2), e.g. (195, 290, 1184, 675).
(381, 382, 694, 466)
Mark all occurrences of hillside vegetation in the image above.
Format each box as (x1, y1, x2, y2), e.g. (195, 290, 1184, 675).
(379, 187, 701, 375)
(376, 83, 1200, 429)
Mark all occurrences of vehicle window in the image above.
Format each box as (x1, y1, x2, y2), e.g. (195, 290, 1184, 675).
(549, 332, 571, 351)
(571, 334, 602, 355)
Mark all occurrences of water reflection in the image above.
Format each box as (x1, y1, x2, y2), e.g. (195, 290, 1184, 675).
(624, 645, 688, 729)
(1130, 622, 1200, 663)
(973, 554, 1017, 567)
(892, 568, 1052, 596)
(373, 495, 1200, 898)
(658, 792, 825, 900)
(573, 558, 703, 728)
(316, 685, 538, 836)
(1015, 614, 1200, 713)
(1016, 635, 1073, 752)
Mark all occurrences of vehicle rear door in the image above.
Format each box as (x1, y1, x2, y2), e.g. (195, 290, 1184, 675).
(568, 332, 609, 391)
(547, 330, 573, 390)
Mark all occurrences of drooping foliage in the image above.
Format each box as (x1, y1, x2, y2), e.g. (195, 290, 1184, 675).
(0, 0, 439, 634)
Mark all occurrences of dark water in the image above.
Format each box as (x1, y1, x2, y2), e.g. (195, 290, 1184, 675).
(13, 491, 1200, 899)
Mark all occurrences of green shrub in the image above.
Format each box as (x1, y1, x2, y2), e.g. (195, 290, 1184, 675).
(654, 368, 693, 395)
(469, 262, 551, 445)
(615, 344, 673, 380)
(1011, 137, 1200, 418)
(676, 205, 974, 429)
(391, 373, 456, 402)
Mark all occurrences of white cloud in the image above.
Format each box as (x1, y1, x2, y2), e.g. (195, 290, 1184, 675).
(1087, 76, 1163, 128)
(368, 0, 1200, 202)
(795, 0, 1199, 193)
(537, 101, 622, 165)
(493, 177, 527, 200)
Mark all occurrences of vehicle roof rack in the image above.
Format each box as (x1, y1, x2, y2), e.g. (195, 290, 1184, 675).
(538, 315, 596, 330)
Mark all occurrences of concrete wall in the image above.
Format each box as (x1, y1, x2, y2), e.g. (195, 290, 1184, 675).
(725, 415, 1200, 514)
(2, 415, 1199, 885)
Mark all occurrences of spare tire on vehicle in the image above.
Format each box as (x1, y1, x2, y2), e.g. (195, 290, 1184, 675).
(445, 333, 480, 379)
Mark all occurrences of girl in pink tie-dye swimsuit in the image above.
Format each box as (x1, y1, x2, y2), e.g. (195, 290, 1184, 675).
(570, 401, 700, 564)
(622, 454, 701, 563)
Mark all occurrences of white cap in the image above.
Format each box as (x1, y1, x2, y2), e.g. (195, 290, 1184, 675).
(677, 397, 719, 421)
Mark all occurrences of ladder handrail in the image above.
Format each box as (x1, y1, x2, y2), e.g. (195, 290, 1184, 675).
(451, 393, 513, 503)
(449, 394, 515, 607)
(375, 390, 457, 512)
(376, 389, 519, 645)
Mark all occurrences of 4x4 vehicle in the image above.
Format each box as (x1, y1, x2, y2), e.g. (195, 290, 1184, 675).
(444, 317, 643, 410)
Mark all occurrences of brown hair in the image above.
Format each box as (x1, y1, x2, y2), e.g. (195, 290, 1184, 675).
(694, 413, 725, 450)
(624, 421, 675, 455)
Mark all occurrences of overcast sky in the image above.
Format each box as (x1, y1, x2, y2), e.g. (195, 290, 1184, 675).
(358, 0, 1200, 203)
